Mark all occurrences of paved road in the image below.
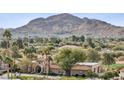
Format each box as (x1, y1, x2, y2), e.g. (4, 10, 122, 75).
(0, 73, 61, 80)
(0, 74, 9, 80)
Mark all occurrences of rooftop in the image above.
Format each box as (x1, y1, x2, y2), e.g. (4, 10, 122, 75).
(116, 61, 124, 64)
(76, 62, 99, 66)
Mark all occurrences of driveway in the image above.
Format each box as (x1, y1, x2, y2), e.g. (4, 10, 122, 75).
(0, 73, 61, 80)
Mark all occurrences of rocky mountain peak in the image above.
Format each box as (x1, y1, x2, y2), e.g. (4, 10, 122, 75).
(1, 13, 124, 39)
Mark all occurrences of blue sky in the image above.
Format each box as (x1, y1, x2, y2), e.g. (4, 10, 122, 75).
(0, 13, 124, 28)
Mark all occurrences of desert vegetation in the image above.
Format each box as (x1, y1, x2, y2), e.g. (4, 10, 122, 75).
(0, 29, 124, 80)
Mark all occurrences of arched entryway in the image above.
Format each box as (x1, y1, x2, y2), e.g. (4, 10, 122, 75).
(35, 65, 43, 73)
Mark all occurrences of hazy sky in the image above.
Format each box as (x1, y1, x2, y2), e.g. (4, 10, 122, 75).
(0, 13, 124, 28)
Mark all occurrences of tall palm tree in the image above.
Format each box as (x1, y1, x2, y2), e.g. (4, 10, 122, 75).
(18, 55, 31, 72)
(11, 43, 20, 73)
(42, 47, 52, 76)
(4, 56, 13, 79)
(3, 29, 12, 49)
(45, 54, 52, 76)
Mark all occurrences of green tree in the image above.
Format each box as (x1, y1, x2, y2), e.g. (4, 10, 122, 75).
(54, 47, 86, 76)
(17, 37, 24, 49)
(24, 46, 36, 59)
(18, 56, 32, 73)
(86, 48, 100, 62)
(72, 35, 78, 41)
(0, 40, 8, 48)
(100, 71, 119, 80)
(86, 70, 98, 78)
(86, 38, 95, 48)
(11, 45, 21, 58)
(49, 37, 61, 44)
(80, 35, 85, 42)
(4, 56, 13, 79)
(3, 29, 12, 48)
(41, 46, 53, 75)
(102, 53, 115, 71)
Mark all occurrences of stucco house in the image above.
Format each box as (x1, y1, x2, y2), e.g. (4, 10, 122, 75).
(49, 62, 102, 76)
(27, 60, 102, 76)
(14, 53, 103, 76)
(18, 60, 102, 76)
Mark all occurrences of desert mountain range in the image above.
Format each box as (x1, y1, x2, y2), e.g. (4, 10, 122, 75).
(0, 13, 124, 38)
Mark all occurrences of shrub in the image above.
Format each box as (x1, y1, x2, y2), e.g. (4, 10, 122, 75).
(95, 46, 101, 51)
(115, 52, 124, 58)
(86, 48, 100, 62)
(86, 70, 98, 78)
(113, 45, 124, 51)
(60, 76, 86, 80)
(100, 71, 119, 80)
(18, 76, 45, 80)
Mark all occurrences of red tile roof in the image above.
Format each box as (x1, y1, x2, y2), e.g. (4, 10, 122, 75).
(50, 63, 92, 71)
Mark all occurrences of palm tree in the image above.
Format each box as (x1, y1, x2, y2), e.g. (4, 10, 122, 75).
(4, 56, 13, 79)
(2, 29, 13, 79)
(102, 53, 115, 71)
(42, 46, 53, 76)
(11, 43, 21, 73)
(45, 54, 52, 76)
(3, 29, 12, 48)
(18, 56, 32, 73)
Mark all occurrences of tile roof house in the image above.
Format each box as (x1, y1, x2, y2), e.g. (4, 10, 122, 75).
(23, 61, 102, 76)
(49, 62, 102, 76)
(18, 54, 102, 76)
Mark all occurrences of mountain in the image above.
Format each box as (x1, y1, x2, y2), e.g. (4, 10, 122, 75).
(1, 13, 124, 38)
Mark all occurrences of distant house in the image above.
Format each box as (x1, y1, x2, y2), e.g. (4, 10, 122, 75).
(50, 62, 102, 76)
(21, 61, 102, 76)
(18, 54, 102, 76)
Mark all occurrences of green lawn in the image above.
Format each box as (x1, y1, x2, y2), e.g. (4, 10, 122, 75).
(12, 75, 86, 80)
(59, 76, 86, 80)
(109, 64, 124, 70)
